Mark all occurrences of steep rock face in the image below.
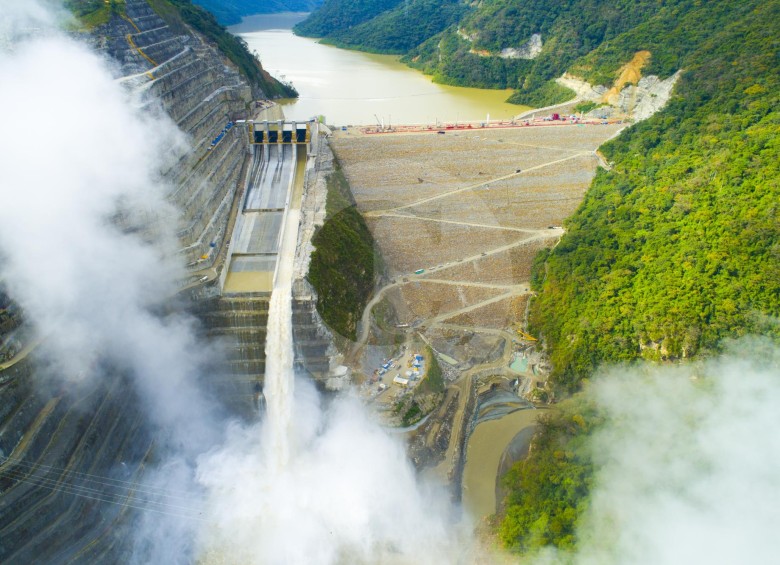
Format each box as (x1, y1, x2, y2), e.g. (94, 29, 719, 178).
(459, 29, 543, 60)
(500, 34, 542, 60)
(0, 367, 151, 563)
(98, 0, 253, 268)
(556, 69, 682, 122)
(0, 1, 257, 559)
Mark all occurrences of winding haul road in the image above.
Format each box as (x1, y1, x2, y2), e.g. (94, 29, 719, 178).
(352, 143, 580, 357)
(350, 227, 562, 357)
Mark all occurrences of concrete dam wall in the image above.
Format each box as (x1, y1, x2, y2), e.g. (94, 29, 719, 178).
(0, 1, 336, 559)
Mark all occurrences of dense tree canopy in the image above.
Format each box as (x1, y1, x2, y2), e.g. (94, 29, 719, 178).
(407, 0, 663, 102)
(317, 0, 467, 55)
(500, 396, 600, 552)
(531, 0, 780, 391)
(294, 0, 402, 38)
(192, 0, 323, 26)
(308, 163, 383, 341)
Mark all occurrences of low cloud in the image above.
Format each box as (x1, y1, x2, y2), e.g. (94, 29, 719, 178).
(536, 339, 780, 565)
(195, 345, 470, 564)
(0, 6, 221, 453)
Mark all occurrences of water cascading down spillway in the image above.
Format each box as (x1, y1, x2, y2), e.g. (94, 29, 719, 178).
(261, 168, 302, 470)
(263, 281, 294, 470)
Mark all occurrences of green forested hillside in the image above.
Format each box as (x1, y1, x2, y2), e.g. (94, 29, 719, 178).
(294, 0, 401, 37)
(530, 0, 780, 392)
(296, 0, 681, 104)
(568, 1, 759, 87)
(192, 1, 323, 26)
(406, 0, 663, 104)
(493, 0, 780, 555)
(500, 396, 600, 552)
(317, 0, 467, 54)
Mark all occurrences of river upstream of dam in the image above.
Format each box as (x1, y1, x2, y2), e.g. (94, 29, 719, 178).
(231, 13, 527, 126)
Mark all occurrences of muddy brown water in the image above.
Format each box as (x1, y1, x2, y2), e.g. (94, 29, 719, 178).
(232, 14, 529, 126)
(462, 407, 540, 520)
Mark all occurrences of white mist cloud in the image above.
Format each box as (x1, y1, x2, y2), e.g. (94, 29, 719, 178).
(196, 376, 471, 565)
(0, 6, 227, 561)
(0, 0, 60, 41)
(0, 6, 220, 452)
(539, 339, 780, 565)
(192, 220, 471, 563)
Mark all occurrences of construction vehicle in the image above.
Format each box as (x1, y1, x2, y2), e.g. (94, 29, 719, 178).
(515, 327, 537, 341)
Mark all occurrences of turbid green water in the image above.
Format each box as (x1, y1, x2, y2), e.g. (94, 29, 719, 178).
(231, 13, 529, 126)
(510, 355, 528, 373)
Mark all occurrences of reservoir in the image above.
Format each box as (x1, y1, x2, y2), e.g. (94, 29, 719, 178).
(231, 13, 528, 126)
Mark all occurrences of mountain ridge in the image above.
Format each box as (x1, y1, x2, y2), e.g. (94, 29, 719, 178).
(193, 0, 324, 26)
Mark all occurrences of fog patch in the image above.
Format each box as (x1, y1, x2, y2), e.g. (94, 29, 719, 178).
(0, 0, 63, 44)
(196, 377, 470, 565)
(1, 5, 223, 561)
(0, 2, 224, 449)
(536, 339, 780, 565)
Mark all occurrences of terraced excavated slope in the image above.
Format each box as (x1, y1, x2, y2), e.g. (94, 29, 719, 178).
(332, 124, 623, 362)
(0, 1, 261, 559)
(329, 123, 623, 485)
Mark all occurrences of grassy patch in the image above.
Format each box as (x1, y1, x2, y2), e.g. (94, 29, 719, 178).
(507, 80, 575, 107)
(401, 400, 423, 427)
(418, 346, 444, 394)
(66, 0, 125, 30)
(572, 101, 602, 114)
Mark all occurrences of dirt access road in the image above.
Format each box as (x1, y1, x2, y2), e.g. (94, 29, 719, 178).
(335, 122, 622, 362)
(331, 120, 623, 494)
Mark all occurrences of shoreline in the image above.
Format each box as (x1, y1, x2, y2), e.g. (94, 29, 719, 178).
(234, 22, 525, 126)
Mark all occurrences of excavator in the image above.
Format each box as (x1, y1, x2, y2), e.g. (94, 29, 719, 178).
(515, 326, 537, 341)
